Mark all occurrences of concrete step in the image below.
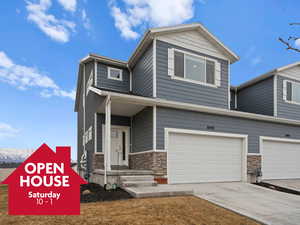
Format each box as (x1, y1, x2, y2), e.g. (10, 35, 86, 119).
(122, 180, 158, 188)
(120, 175, 154, 182)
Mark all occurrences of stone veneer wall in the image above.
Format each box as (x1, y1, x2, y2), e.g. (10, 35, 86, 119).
(93, 154, 104, 170)
(247, 155, 262, 174)
(129, 151, 167, 177)
(95, 153, 261, 180)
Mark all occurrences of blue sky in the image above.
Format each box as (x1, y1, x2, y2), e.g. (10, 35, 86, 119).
(0, 0, 299, 160)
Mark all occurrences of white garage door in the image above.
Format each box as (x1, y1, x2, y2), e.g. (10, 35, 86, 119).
(167, 130, 246, 184)
(262, 138, 300, 180)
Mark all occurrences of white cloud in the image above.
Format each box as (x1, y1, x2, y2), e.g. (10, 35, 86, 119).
(295, 39, 300, 47)
(0, 122, 20, 139)
(109, 0, 197, 39)
(0, 51, 75, 100)
(81, 9, 91, 30)
(25, 0, 76, 43)
(0, 52, 14, 68)
(57, 0, 77, 12)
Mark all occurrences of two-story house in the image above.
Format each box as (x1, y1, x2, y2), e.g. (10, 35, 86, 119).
(75, 23, 300, 186)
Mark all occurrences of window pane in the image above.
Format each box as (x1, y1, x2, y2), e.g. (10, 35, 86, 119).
(292, 82, 300, 103)
(185, 54, 205, 82)
(206, 60, 215, 84)
(174, 51, 184, 78)
(110, 69, 121, 79)
(287, 82, 292, 101)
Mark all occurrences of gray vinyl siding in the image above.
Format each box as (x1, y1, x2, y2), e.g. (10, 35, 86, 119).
(237, 77, 274, 116)
(132, 107, 153, 152)
(277, 75, 300, 121)
(132, 44, 153, 97)
(77, 83, 84, 168)
(230, 90, 236, 110)
(84, 62, 108, 172)
(96, 62, 130, 93)
(156, 40, 229, 109)
(156, 107, 300, 154)
(96, 114, 131, 153)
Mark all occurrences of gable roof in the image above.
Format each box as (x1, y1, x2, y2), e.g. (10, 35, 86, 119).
(75, 23, 239, 111)
(236, 61, 300, 91)
(129, 23, 239, 66)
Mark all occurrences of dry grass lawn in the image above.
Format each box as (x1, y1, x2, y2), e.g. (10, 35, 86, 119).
(0, 185, 260, 225)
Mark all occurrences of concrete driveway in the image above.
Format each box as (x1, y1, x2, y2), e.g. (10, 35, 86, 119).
(126, 182, 300, 224)
(190, 182, 300, 225)
(263, 179, 300, 193)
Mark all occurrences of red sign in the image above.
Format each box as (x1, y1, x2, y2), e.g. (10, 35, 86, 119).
(2, 144, 87, 215)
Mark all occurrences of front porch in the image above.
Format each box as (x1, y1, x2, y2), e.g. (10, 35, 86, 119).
(89, 90, 166, 186)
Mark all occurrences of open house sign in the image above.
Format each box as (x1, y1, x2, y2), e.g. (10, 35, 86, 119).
(2, 144, 87, 215)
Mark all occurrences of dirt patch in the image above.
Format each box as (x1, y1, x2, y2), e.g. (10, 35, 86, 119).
(1, 184, 260, 225)
(256, 182, 300, 196)
(80, 183, 133, 203)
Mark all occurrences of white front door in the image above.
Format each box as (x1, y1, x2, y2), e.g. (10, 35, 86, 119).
(110, 127, 129, 166)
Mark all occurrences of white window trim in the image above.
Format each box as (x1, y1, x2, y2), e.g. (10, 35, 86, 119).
(284, 80, 300, 106)
(171, 48, 218, 88)
(107, 67, 123, 81)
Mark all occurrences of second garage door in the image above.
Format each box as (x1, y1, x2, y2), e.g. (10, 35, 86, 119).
(167, 129, 247, 184)
(262, 137, 300, 180)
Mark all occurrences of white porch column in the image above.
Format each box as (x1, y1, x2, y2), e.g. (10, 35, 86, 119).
(105, 95, 111, 172)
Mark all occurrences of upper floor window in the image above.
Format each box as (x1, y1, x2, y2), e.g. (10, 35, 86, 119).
(108, 67, 123, 81)
(168, 48, 221, 87)
(285, 80, 300, 104)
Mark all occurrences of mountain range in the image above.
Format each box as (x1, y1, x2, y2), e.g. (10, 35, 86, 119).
(0, 148, 34, 163)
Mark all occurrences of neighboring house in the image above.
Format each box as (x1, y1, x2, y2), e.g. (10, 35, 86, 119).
(75, 23, 300, 185)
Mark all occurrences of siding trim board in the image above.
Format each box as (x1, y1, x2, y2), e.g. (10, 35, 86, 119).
(153, 106, 157, 150)
(153, 38, 157, 97)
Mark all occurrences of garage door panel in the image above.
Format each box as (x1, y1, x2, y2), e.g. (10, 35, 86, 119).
(168, 132, 244, 184)
(263, 140, 300, 180)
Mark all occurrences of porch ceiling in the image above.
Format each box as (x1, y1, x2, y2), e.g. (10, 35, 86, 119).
(97, 100, 146, 117)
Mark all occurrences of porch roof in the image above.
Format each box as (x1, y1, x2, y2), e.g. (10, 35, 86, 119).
(90, 86, 300, 127)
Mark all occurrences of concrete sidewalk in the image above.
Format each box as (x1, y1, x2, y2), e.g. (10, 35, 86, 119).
(264, 179, 300, 193)
(124, 184, 193, 198)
